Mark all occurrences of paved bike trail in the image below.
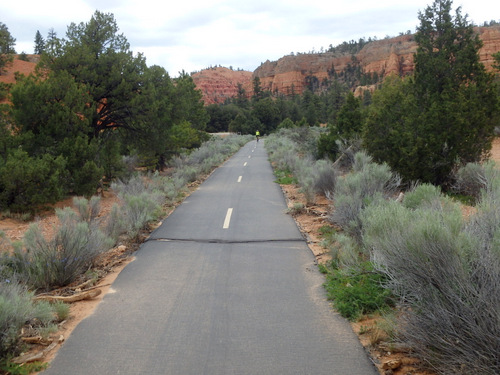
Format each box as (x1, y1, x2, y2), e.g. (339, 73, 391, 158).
(43, 140, 377, 375)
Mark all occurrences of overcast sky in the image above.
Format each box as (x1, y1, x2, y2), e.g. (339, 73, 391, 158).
(3, 0, 499, 76)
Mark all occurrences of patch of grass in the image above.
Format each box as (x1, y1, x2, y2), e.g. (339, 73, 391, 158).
(358, 325, 370, 335)
(274, 170, 297, 185)
(287, 202, 305, 215)
(318, 225, 337, 245)
(0, 359, 48, 375)
(317, 263, 328, 274)
(0, 211, 32, 222)
(37, 324, 58, 340)
(446, 192, 475, 206)
(322, 262, 395, 321)
(52, 301, 70, 322)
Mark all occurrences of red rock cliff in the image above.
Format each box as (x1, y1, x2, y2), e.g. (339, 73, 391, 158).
(191, 67, 253, 105)
(253, 25, 500, 96)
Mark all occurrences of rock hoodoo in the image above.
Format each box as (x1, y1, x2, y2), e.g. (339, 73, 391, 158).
(191, 67, 253, 105)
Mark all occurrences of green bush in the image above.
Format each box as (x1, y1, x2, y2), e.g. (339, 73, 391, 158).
(317, 130, 340, 161)
(0, 150, 67, 212)
(278, 118, 295, 129)
(402, 183, 443, 210)
(323, 262, 394, 321)
(72, 160, 103, 197)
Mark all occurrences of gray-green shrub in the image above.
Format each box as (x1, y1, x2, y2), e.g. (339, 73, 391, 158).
(326, 232, 363, 268)
(332, 138, 362, 172)
(110, 134, 251, 239)
(293, 156, 317, 204)
(402, 183, 443, 210)
(313, 159, 337, 196)
(7, 207, 113, 290)
(120, 191, 163, 237)
(266, 129, 338, 204)
(453, 161, 500, 203)
(0, 231, 10, 254)
(105, 203, 125, 241)
(0, 281, 61, 357)
(328, 152, 400, 241)
(362, 193, 499, 374)
(73, 196, 101, 223)
(111, 174, 150, 197)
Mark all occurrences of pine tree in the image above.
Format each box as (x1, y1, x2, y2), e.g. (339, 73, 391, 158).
(0, 22, 16, 54)
(0, 22, 16, 73)
(34, 30, 45, 54)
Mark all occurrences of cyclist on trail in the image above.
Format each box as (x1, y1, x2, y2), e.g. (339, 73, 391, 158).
(256, 130, 260, 142)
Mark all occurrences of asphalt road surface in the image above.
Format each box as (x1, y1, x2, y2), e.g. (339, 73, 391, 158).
(43, 140, 377, 375)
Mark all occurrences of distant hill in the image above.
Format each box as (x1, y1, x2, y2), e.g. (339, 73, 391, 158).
(192, 25, 500, 102)
(0, 55, 39, 85)
(191, 67, 253, 105)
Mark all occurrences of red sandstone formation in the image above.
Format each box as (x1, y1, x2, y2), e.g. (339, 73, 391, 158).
(2, 27, 499, 105)
(253, 26, 500, 97)
(191, 67, 253, 105)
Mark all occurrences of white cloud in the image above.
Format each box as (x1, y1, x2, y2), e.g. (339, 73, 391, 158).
(2, 0, 499, 75)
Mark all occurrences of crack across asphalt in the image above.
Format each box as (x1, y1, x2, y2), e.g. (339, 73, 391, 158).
(146, 237, 305, 244)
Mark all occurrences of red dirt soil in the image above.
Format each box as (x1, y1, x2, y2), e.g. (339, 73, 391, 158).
(0, 56, 38, 84)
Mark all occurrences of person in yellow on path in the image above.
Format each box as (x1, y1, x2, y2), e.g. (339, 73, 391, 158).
(256, 130, 260, 142)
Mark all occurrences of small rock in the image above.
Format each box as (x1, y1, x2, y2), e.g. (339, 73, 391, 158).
(382, 359, 402, 370)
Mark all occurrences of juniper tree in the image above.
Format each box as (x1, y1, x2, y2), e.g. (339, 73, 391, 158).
(411, 0, 497, 186)
(363, 0, 498, 187)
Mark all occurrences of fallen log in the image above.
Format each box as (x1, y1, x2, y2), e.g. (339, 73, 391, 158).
(34, 288, 101, 303)
(11, 341, 57, 364)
